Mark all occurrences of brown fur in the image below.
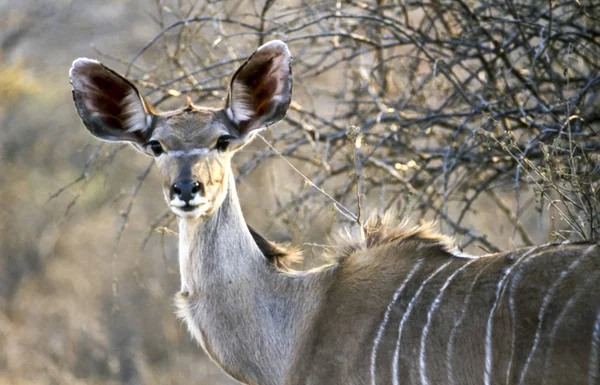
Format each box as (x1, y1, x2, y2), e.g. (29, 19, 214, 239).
(247, 225, 303, 269)
(328, 213, 458, 264)
(249, 213, 457, 271)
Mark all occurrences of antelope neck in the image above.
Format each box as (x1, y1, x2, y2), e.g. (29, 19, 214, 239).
(176, 170, 323, 385)
(177, 171, 265, 293)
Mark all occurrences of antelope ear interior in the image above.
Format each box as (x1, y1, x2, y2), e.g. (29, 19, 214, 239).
(225, 40, 293, 137)
(69, 58, 154, 144)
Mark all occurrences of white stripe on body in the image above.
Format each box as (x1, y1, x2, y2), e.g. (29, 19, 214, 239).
(449, 248, 479, 259)
(503, 246, 555, 384)
(370, 260, 424, 385)
(505, 269, 519, 385)
(589, 309, 600, 385)
(446, 261, 489, 385)
(484, 246, 548, 385)
(516, 245, 596, 385)
(392, 260, 453, 385)
(419, 259, 478, 385)
(541, 271, 600, 385)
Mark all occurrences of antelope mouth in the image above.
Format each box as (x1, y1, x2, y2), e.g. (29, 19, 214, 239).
(179, 204, 199, 212)
(170, 197, 210, 217)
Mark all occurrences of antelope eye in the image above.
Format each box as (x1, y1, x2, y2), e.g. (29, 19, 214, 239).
(147, 140, 164, 156)
(214, 135, 235, 152)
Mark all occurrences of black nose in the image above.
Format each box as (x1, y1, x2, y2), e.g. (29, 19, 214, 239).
(171, 180, 203, 203)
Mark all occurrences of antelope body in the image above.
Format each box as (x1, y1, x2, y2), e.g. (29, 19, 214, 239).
(70, 41, 600, 385)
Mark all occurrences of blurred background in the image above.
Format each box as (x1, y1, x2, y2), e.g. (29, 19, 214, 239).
(1, 0, 598, 384)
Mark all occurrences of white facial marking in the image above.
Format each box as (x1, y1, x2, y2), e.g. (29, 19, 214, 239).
(170, 197, 187, 207)
(517, 244, 596, 385)
(392, 261, 452, 385)
(419, 259, 477, 385)
(370, 260, 423, 385)
(167, 148, 210, 157)
(189, 195, 209, 206)
(171, 206, 206, 218)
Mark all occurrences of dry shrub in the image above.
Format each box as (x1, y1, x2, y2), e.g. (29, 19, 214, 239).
(69, 0, 600, 253)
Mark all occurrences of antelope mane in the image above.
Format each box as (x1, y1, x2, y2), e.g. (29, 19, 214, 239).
(250, 212, 470, 273)
(327, 213, 461, 263)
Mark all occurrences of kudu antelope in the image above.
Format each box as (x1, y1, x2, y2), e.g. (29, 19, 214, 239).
(70, 40, 600, 385)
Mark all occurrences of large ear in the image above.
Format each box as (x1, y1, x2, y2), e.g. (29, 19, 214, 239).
(225, 40, 292, 136)
(69, 58, 155, 145)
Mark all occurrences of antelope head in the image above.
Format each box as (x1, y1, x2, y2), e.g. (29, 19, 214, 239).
(69, 41, 292, 219)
